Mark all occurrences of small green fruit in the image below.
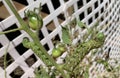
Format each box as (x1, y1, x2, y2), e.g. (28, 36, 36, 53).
(29, 16, 38, 30)
(52, 48, 62, 58)
(96, 32, 105, 41)
(57, 46, 66, 53)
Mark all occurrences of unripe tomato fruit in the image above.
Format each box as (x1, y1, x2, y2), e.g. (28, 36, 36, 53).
(57, 46, 66, 53)
(96, 32, 105, 41)
(29, 16, 38, 30)
(52, 48, 62, 58)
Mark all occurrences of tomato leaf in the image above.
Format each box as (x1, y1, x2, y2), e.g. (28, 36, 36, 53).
(62, 26, 71, 44)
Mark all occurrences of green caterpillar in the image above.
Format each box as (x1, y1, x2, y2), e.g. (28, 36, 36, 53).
(63, 32, 105, 77)
(22, 37, 52, 66)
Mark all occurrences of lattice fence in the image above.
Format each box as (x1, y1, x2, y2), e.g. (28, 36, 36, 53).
(0, 0, 120, 78)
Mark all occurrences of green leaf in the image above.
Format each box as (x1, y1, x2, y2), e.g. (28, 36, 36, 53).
(62, 26, 71, 44)
(77, 19, 86, 28)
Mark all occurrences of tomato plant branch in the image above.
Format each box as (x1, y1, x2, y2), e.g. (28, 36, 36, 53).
(4, 0, 69, 77)
(0, 27, 23, 35)
(4, 43, 10, 78)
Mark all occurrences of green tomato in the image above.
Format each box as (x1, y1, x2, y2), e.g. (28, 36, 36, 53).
(52, 48, 62, 58)
(57, 46, 66, 53)
(28, 13, 43, 30)
(96, 32, 105, 41)
(25, 10, 43, 30)
(29, 16, 38, 30)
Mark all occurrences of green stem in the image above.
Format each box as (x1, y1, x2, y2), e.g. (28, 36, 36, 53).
(4, 0, 28, 30)
(4, 0, 69, 77)
(0, 27, 23, 35)
(4, 43, 10, 78)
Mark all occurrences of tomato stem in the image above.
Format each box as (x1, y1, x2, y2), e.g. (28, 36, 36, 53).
(0, 27, 23, 35)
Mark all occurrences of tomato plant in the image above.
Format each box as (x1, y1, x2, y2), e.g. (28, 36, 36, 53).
(3, 1, 118, 77)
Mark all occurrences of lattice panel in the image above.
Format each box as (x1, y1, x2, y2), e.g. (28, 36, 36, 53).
(0, 0, 120, 78)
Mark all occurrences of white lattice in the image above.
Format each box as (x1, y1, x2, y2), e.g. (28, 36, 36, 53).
(0, 0, 120, 78)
